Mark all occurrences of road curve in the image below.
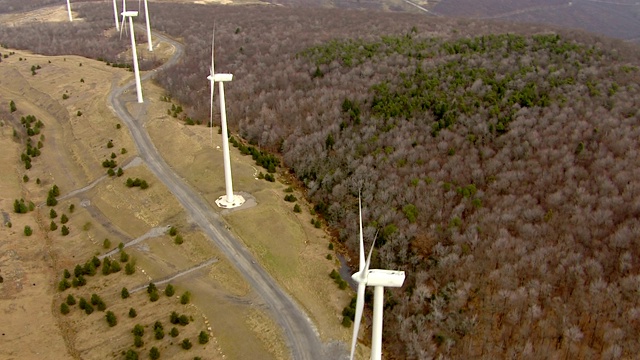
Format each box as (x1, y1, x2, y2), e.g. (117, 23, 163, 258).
(108, 30, 325, 359)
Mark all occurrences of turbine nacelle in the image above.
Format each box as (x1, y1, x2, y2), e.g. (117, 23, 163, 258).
(366, 269, 405, 288)
(207, 73, 233, 82)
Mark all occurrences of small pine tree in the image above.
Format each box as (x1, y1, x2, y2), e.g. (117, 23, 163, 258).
(181, 338, 192, 350)
(106, 311, 117, 327)
(60, 302, 70, 315)
(125, 349, 138, 360)
(50, 221, 58, 231)
(132, 324, 144, 337)
(174, 235, 184, 245)
(66, 294, 76, 306)
(110, 261, 121, 273)
(60, 214, 69, 224)
(149, 291, 159, 302)
(154, 328, 165, 340)
(61, 225, 70, 236)
(24, 225, 33, 236)
(180, 291, 191, 305)
(170, 327, 179, 337)
(50, 208, 57, 219)
(120, 251, 129, 263)
(125, 261, 136, 275)
(58, 278, 71, 292)
(128, 308, 137, 318)
(198, 331, 209, 344)
(165, 284, 175, 297)
(149, 347, 160, 360)
(63, 269, 71, 279)
(103, 238, 111, 249)
(84, 302, 94, 315)
(121, 287, 130, 299)
(134, 335, 143, 348)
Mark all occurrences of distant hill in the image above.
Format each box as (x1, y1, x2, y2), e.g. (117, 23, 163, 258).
(434, 0, 640, 42)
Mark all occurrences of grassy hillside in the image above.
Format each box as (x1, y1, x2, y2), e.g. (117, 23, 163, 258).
(2, 3, 640, 358)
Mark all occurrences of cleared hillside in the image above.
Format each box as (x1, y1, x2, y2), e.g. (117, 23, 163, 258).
(2, 3, 640, 359)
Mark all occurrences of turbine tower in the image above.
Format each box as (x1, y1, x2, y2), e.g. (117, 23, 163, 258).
(207, 29, 245, 209)
(139, 0, 153, 51)
(350, 195, 406, 360)
(112, 0, 120, 31)
(122, 10, 143, 103)
(65, 0, 73, 22)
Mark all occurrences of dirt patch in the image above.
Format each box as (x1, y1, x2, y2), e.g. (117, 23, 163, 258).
(0, 6, 79, 27)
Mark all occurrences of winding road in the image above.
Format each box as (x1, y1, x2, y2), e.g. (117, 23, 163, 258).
(108, 30, 325, 359)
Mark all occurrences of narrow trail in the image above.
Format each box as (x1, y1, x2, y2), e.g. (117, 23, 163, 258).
(108, 28, 326, 360)
(129, 257, 219, 293)
(98, 226, 167, 259)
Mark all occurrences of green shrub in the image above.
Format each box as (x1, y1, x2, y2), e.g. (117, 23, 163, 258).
(198, 331, 209, 344)
(180, 291, 191, 305)
(181, 338, 192, 350)
(60, 302, 70, 315)
(165, 284, 175, 297)
(106, 311, 117, 327)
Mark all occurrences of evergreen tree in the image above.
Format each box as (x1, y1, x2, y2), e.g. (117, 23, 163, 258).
(164, 284, 175, 297)
(198, 331, 209, 344)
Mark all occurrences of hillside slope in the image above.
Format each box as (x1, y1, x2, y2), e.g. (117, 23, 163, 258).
(2, 3, 640, 359)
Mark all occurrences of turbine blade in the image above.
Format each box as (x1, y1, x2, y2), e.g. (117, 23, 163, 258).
(364, 231, 378, 274)
(350, 282, 366, 360)
(120, 15, 125, 39)
(210, 77, 214, 143)
(358, 193, 365, 272)
(211, 24, 215, 77)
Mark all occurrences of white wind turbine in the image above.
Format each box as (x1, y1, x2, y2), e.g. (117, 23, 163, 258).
(350, 195, 406, 360)
(112, 0, 120, 31)
(65, 0, 73, 22)
(138, 0, 153, 51)
(207, 28, 245, 209)
(122, 10, 143, 103)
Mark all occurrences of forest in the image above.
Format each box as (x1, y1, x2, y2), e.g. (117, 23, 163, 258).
(1, 2, 640, 359)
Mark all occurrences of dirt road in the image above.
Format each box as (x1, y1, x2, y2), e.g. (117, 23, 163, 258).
(108, 29, 327, 360)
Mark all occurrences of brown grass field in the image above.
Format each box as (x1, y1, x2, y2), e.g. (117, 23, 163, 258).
(0, 23, 355, 360)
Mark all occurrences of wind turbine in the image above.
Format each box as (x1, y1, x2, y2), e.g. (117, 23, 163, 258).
(350, 195, 406, 360)
(122, 10, 143, 103)
(207, 28, 245, 209)
(112, 0, 120, 31)
(65, 0, 73, 22)
(138, 0, 153, 51)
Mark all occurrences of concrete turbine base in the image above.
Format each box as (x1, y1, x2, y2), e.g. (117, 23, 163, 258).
(215, 194, 245, 209)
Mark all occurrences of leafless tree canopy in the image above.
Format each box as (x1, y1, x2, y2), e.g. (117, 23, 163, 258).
(2, 3, 640, 358)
